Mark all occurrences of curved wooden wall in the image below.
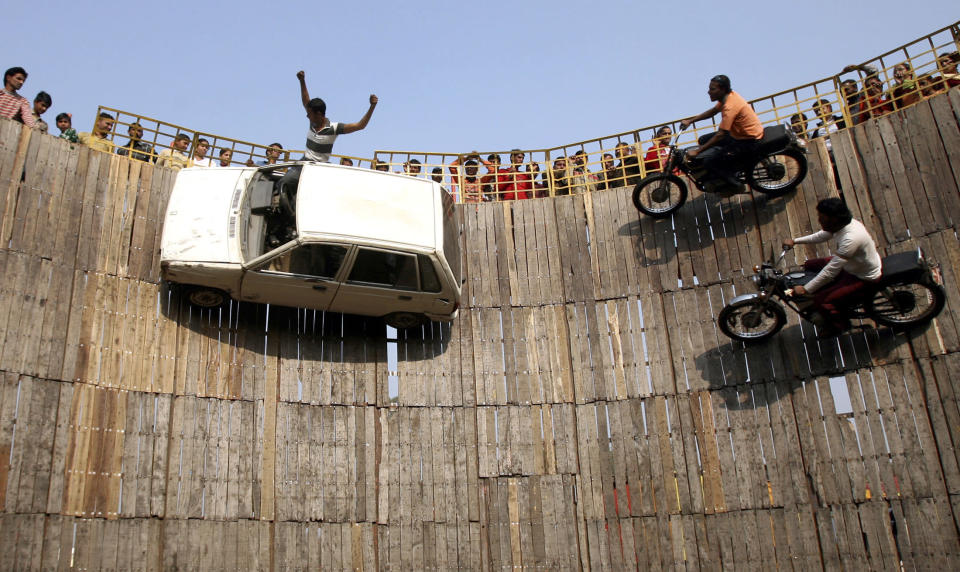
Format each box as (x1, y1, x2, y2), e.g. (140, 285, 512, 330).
(1, 91, 960, 570)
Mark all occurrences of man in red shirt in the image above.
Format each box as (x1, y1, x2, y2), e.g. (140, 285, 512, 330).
(0, 67, 36, 128)
(680, 75, 763, 186)
(482, 150, 532, 201)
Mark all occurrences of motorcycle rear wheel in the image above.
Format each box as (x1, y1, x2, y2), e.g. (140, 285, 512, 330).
(866, 280, 945, 328)
(632, 174, 687, 218)
(717, 299, 787, 342)
(746, 149, 807, 197)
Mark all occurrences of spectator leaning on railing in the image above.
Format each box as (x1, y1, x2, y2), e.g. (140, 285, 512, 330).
(157, 134, 191, 169)
(643, 126, 674, 173)
(0, 67, 36, 128)
(247, 142, 283, 166)
(32, 91, 51, 133)
(614, 142, 641, 188)
(116, 122, 154, 162)
(79, 112, 115, 153)
(890, 62, 921, 109)
(810, 99, 846, 151)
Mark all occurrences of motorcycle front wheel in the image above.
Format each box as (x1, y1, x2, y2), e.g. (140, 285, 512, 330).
(866, 280, 945, 329)
(632, 174, 688, 218)
(717, 299, 787, 342)
(746, 149, 807, 197)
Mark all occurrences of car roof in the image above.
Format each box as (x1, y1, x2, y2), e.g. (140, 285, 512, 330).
(296, 163, 441, 251)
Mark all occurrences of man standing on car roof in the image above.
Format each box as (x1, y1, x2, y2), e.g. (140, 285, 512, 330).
(680, 74, 764, 187)
(297, 70, 378, 163)
(275, 71, 379, 223)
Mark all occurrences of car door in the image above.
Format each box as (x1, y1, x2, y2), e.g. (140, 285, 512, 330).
(240, 241, 349, 311)
(330, 247, 437, 318)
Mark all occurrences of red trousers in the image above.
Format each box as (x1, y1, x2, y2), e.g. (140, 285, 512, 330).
(803, 257, 875, 324)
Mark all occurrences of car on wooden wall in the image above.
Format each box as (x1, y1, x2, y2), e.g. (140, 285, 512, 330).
(159, 162, 462, 329)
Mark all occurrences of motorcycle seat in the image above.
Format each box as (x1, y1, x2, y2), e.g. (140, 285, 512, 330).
(757, 125, 793, 155)
(879, 250, 926, 283)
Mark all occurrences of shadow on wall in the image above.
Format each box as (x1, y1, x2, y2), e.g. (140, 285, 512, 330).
(159, 282, 454, 362)
(693, 321, 919, 410)
(617, 190, 790, 270)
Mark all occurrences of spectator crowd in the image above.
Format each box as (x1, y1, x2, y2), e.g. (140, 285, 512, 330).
(2, 47, 959, 202)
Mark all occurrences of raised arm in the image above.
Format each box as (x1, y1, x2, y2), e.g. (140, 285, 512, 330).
(341, 95, 379, 134)
(840, 63, 879, 77)
(297, 70, 310, 110)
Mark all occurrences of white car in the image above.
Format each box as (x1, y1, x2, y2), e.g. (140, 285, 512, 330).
(159, 163, 462, 329)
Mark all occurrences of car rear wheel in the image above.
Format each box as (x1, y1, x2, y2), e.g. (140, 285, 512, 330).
(186, 286, 229, 308)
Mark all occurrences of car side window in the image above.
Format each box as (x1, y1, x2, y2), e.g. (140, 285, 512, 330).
(419, 254, 441, 292)
(262, 244, 347, 279)
(348, 249, 418, 290)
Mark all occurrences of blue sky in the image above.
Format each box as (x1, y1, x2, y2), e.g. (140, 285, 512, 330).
(5, 1, 958, 159)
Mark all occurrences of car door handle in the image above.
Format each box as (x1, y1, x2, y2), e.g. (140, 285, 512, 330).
(398, 295, 412, 301)
(313, 285, 327, 291)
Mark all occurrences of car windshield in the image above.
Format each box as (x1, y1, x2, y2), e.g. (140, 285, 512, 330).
(239, 166, 298, 261)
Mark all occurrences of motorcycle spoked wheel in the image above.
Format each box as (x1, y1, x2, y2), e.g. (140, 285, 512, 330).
(746, 149, 807, 197)
(717, 299, 787, 342)
(866, 280, 946, 329)
(631, 174, 688, 218)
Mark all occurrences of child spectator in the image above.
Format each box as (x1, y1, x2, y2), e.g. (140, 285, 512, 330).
(191, 138, 214, 167)
(339, 157, 354, 166)
(32, 91, 51, 133)
(157, 134, 191, 169)
(0, 67, 36, 128)
(216, 148, 233, 167)
(430, 167, 443, 183)
(116, 122, 154, 162)
(371, 159, 390, 172)
(79, 112, 115, 153)
(55, 113, 78, 143)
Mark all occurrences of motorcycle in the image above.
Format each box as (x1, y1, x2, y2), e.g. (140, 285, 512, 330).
(718, 247, 946, 342)
(632, 125, 808, 218)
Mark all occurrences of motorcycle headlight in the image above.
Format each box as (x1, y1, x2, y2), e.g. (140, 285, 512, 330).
(753, 264, 761, 273)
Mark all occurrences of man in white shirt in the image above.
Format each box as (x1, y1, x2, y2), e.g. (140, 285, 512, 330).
(783, 198, 882, 332)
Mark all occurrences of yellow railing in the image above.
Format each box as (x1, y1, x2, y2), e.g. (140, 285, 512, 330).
(92, 107, 375, 170)
(90, 20, 960, 201)
(373, 20, 960, 202)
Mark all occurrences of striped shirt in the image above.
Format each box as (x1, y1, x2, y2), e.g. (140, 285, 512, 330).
(0, 89, 35, 128)
(304, 122, 344, 163)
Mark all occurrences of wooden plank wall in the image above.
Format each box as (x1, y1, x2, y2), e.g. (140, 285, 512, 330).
(1, 90, 960, 570)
